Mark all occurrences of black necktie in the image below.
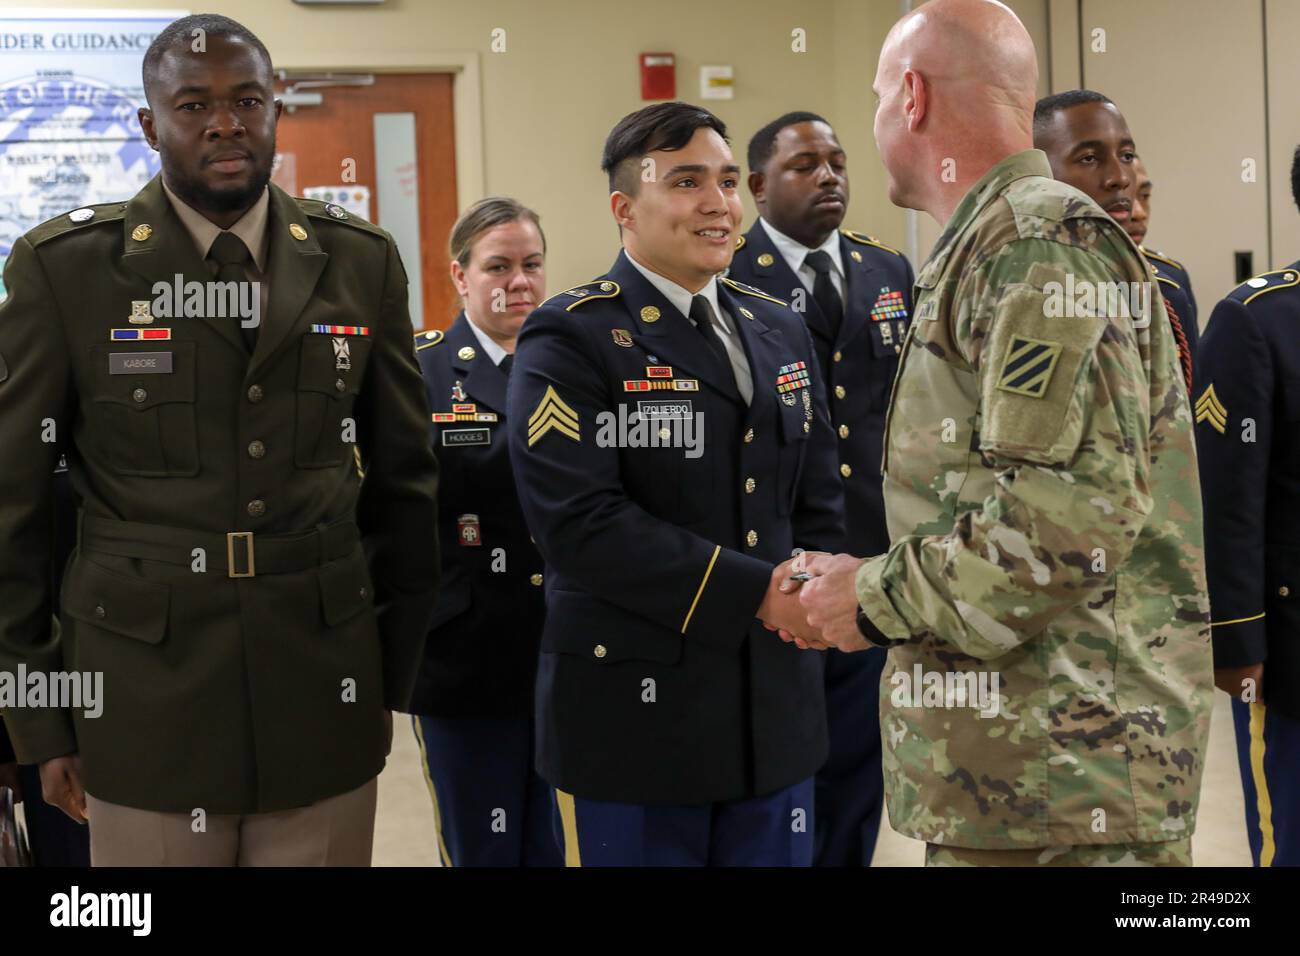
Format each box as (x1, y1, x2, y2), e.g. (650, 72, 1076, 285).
(803, 250, 843, 340)
(207, 231, 257, 352)
(689, 294, 732, 377)
(499, 354, 514, 376)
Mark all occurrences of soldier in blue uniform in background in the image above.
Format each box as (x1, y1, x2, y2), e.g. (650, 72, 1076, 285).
(1124, 155, 1200, 386)
(1195, 145, 1300, 867)
(727, 111, 913, 867)
(409, 197, 560, 867)
(1033, 91, 1196, 395)
(507, 102, 846, 866)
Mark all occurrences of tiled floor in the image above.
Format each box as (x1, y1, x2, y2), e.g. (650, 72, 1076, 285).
(375, 690, 1253, 866)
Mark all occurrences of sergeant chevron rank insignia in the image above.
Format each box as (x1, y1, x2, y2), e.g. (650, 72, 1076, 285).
(997, 335, 1062, 398)
(528, 385, 580, 446)
(1195, 383, 1227, 434)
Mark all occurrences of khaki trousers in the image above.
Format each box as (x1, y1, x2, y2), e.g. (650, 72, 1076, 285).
(86, 776, 378, 866)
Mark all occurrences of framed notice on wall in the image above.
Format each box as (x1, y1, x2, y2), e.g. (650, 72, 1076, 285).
(0, 8, 186, 297)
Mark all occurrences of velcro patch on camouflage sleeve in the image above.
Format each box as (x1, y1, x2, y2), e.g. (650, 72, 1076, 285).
(981, 286, 1106, 463)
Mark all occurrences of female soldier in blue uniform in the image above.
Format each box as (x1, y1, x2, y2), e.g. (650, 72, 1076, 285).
(408, 197, 559, 866)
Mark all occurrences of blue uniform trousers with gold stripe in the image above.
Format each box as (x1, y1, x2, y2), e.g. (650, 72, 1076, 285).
(815, 647, 886, 865)
(1232, 698, 1300, 866)
(411, 715, 561, 867)
(553, 778, 814, 866)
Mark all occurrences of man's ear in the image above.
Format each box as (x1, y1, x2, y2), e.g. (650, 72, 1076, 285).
(273, 98, 284, 122)
(747, 170, 766, 205)
(610, 190, 635, 233)
(904, 69, 927, 133)
(138, 107, 158, 149)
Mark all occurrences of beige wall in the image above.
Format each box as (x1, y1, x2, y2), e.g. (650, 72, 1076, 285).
(39, 0, 929, 293)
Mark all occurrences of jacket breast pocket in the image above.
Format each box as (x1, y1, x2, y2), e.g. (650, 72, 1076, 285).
(776, 396, 810, 515)
(87, 341, 199, 477)
(295, 335, 372, 468)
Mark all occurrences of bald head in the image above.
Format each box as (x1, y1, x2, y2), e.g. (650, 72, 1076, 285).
(873, 0, 1039, 222)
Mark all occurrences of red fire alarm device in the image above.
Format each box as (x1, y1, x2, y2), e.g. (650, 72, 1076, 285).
(640, 53, 676, 100)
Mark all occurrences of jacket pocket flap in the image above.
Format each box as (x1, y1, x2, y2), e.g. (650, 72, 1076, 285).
(542, 589, 682, 665)
(427, 580, 472, 632)
(64, 559, 170, 644)
(319, 549, 375, 627)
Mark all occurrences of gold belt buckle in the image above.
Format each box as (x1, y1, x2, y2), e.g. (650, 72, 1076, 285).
(227, 531, 256, 578)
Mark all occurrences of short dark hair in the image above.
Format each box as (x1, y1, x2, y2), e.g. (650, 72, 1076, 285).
(601, 101, 729, 195)
(143, 14, 273, 107)
(747, 111, 832, 174)
(1032, 89, 1114, 136)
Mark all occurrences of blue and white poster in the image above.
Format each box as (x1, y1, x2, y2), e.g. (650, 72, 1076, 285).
(0, 9, 186, 295)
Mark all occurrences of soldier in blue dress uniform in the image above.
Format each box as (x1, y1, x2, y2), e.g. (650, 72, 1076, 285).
(409, 198, 560, 866)
(1195, 145, 1300, 867)
(507, 102, 846, 866)
(727, 111, 913, 866)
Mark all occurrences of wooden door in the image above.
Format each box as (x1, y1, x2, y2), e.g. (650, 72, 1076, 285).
(272, 72, 459, 330)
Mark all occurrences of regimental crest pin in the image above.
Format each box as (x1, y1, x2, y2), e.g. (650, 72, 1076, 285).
(782, 392, 797, 406)
(129, 300, 154, 325)
(333, 336, 351, 371)
(451, 380, 466, 402)
(611, 328, 633, 348)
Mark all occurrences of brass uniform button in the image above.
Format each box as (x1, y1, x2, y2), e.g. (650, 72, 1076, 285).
(94, 604, 106, 619)
(289, 223, 308, 241)
(594, 644, 608, 659)
(743, 427, 754, 443)
(1280, 586, 1290, 597)
(132, 387, 148, 403)
(757, 253, 774, 267)
(744, 477, 756, 494)
(247, 499, 266, 518)
(835, 385, 846, 400)
(838, 424, 850, 439)
(359, 587, 368, 599)
(746, 530, 758, 548)
(247, 384, 264, 403)
(530, 573, 543, 586)
(458, 346, 476, 361)
(833, 351, 843, 363)
(840, 463, 852, 478)
(248, 440, 266, 459)
(335, 379, 346, 392)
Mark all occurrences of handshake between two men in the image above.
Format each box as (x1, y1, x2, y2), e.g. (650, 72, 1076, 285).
(755, 552, 886, 654)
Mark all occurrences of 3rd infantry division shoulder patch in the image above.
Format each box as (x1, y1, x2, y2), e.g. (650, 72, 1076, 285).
(997, 335, 1062, 398)
(528, 385, 580, 446)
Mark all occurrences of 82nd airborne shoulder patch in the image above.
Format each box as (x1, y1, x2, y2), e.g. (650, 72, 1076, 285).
(996, 335, 1062, 399)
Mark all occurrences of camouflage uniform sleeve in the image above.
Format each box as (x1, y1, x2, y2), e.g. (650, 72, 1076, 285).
(856, 238, 1154, 660)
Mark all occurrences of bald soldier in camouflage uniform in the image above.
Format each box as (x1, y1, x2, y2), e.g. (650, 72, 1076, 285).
(788, 0, 1213, 866)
